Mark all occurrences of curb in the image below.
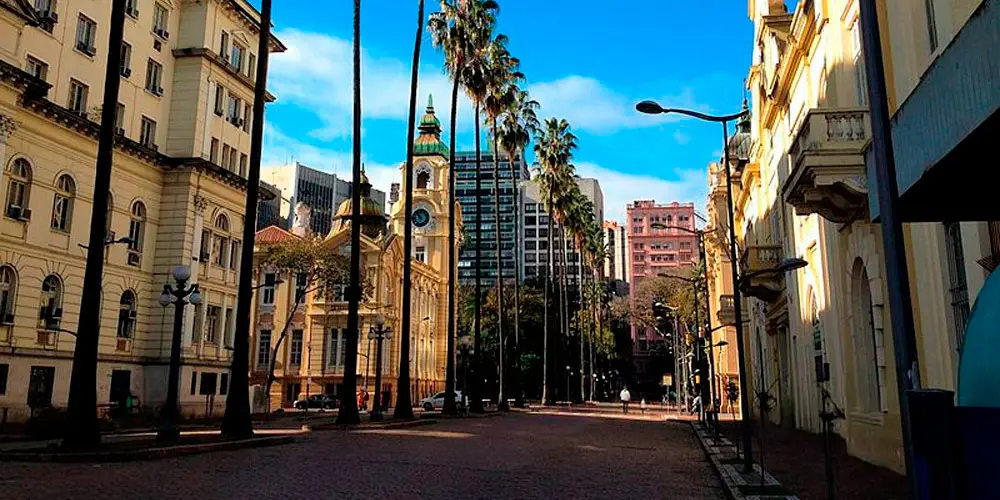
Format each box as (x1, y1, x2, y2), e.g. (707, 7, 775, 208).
(0, 434, 300, 463)
(690, 422, 798, 500)
(310, 418, 438, 432)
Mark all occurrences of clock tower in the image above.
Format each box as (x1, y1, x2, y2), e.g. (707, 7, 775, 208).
(389, 95, 455, 276)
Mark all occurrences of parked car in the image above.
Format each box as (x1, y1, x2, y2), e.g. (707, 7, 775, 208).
(293, 394, 338, 410)
(420, 391, 464, 411)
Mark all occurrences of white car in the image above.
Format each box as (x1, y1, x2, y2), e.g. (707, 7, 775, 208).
(420, 391, 463, 411)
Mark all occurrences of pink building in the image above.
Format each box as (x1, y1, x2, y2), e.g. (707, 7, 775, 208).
(626, 200, 698, 382)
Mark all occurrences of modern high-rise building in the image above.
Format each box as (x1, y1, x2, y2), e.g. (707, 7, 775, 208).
(456, 150, 528, 288)
(260, 162, 385, 236)
(0, 0, 284, 422)
(603, 220, 629, 296)
(518, 177, 604, 285)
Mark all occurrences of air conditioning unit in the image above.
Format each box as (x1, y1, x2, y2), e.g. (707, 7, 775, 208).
(155, 28, 169, 40)
(120, 66, 131, 78)
(40, 10, 58, 23)
(127, 251, 141, 266)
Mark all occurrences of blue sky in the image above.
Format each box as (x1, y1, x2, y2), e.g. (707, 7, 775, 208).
(257, 1, 754, 221)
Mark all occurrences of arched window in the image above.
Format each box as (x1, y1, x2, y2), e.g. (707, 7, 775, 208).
(51, 174, 76, 231)
(416, 171, 430, 189)
(213, 213, 231, 267)
(128, 201, 146, 266)
(38, 275, 63, 330)
(851, 259, 883, 413)
(6, 158, 32, 219)
(117, 291, 137, 339)
(0, 266, 17, 324)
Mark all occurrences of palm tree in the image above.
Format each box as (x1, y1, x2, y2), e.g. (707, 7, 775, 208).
(497, 89, 539, 407)
(459, 0, 499, 412)
(394, 0, 426, 421)
(533, 118, 577, 403)
(482, 36, 520, 410)
(335, 0, 363, 425)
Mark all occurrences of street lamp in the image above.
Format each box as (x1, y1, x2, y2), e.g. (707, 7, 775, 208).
(637, 98, 756, 472)
(157, 265, 202, 441)
(368, 314, 392, 422)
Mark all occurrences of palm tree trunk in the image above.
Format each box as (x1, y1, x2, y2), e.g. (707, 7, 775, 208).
(492, 120, 507, 410)
(63, 0, 127, 448)
(442, 70, 461, 416)
(579, 260, 585, 402)
(222, 0, 273, 436)
(471, 103, 484, 413)
(509, 150, 522, 407)
(543, 187, 554, 404)
(590, 268, 597, 400)
(335, 0, 363, 425)
(394, 0, 424, 420)
(558, 226, 568, 400)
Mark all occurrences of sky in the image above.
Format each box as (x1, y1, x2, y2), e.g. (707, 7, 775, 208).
(255, 1, 754, 222)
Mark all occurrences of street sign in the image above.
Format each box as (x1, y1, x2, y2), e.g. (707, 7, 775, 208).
(662, 374, 673, 386)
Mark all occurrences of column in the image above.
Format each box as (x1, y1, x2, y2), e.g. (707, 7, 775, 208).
(0, 113, 19, 188)
(184, 195, 208, 346)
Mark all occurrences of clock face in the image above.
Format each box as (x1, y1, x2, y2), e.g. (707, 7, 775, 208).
(412, 208, 431, 228)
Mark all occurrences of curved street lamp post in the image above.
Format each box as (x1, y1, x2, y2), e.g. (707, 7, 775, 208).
(157, 265, 202, 441)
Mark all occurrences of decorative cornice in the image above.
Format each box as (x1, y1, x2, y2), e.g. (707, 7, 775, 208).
(0, 0, 40, 25)
(0, 57, 51, 97)
(0, 113, 18, 143)
(200, 0, 287, 52)
(172, 47, 276, 101)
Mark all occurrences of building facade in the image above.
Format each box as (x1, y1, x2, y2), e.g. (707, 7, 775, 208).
(0, 0, 284, 422)
(251, 100, 455, 410)
(260, 162, 386, 236)
(456, 149, 527, 288)
(602, 220, 629, 296)
(518, 176, 604, 286)
(703, 0, 1000, 473)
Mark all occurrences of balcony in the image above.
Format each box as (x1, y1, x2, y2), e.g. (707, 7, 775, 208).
(783, 108, 871, 223)
(718, 294, 735, 326)
(740, 245, 785, 302)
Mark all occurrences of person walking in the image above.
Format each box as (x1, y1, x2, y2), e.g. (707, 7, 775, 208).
(619, 386, 631, 414)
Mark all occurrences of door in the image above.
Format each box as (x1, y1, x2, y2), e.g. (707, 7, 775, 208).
(777, 326, 796, 427)
(27, 366, 55, 410)
(109, 369, 131, 405)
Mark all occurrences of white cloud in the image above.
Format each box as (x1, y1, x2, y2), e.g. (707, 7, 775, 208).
(527, 76, 703, 134)
(673, 129, 691, 145)
(574, 161, 708, 222)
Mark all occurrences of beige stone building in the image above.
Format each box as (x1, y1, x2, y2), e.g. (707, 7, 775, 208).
(250, 100, 457, 411)
(0, 0, 284, 423)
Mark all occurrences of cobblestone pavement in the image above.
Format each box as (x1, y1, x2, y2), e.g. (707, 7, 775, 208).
(1, 413, 725, 500)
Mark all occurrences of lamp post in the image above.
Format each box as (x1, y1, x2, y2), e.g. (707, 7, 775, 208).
(368, 314, 392, 422)
(157, 265, 202, 441)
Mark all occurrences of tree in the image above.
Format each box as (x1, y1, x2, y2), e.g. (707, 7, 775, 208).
(497, 88, 539, 407)
(257, 237, 351, 411)
(395, 0, 426, 421)
(533, 118, 577, 403)
(336, 0, 363, 425)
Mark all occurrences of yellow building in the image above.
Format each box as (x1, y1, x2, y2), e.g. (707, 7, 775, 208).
(250, 99, 458, 411)
(0, 0, 284, 422)
(704, 0, 1000, 473)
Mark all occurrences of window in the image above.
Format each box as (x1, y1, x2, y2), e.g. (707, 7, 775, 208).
(221, 145, 231, 169)
(243, 103, 252, 132)
(205, 305, 220, 344)
(228, 148, 237, 172)
(524, 203, 536, 213)
(327, 328, 344, 369)
(210, 138, 219, 163)
(525, 240, 536, 251)
(0, 266, 17, 324)
(230, 240, 240, 271)
(0, 364, 7, 395)
(115, 103, 125, 131)
(224, 306, 234, 347)
(289, 329, 303, 366)
(68, 79, 88, 114)
(943, 222, 970, 352)
(213, 213, 230, 267)
(145, 59, 163, 95)
(924, 0, 938, 52)
(120, 42, 132, 76)
(231, 43, 245, 72)
(214, 84, 225, 115)
(125, 0, 138, 17)
(239, 153, 248, 177)
(127, 201, 146, 264)
(524, 216, 536, 226)
(191, 303, 202, 343)
(6, 158, 32, 219)
(415, 246, 426, 263)
(257, 329, 272, 367)
(539, 228, 548, 238)
(261, 272, 276, 305)
(851, 23, 869, 107)
(117, 291, 137, 339)
(38, 274, 63, 330)
(75, 15, 97, 56)
(153, 3, 168, 38)
(227, 94, 242, 125)
(189, 371, 197, 395)
(220, 373, 229, 395)
(247, 53, 256, 80)
(26, 56, 48, 81)
(851, 259, 884, 413)
(220, 31, 229, 59)
(50, 174, 75, 232)
(139, 117, 156, 148)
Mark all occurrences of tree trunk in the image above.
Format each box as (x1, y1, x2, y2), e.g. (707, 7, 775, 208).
(579, 257, 585, 402)
(222, 0, 272, 437)
(509, 149, 522, 407)
(492, 119, 506, 410)
(558, 225, 568, 400)
(394, 0, 424, 420)
(442, 66, 461, 415)
(336, 0, 363, 425)
(542, 187, 554, 404)
(471, 103, 484, 413)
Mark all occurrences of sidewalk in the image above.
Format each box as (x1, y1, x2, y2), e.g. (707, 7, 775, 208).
(718, 420, 907, 500)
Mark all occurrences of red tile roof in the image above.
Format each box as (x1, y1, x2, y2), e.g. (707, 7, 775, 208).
(255, 225, 298, 244)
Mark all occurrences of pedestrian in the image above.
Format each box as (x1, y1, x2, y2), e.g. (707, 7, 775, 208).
(640, 398, 647, 415)
(619, 386, 631, 414)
